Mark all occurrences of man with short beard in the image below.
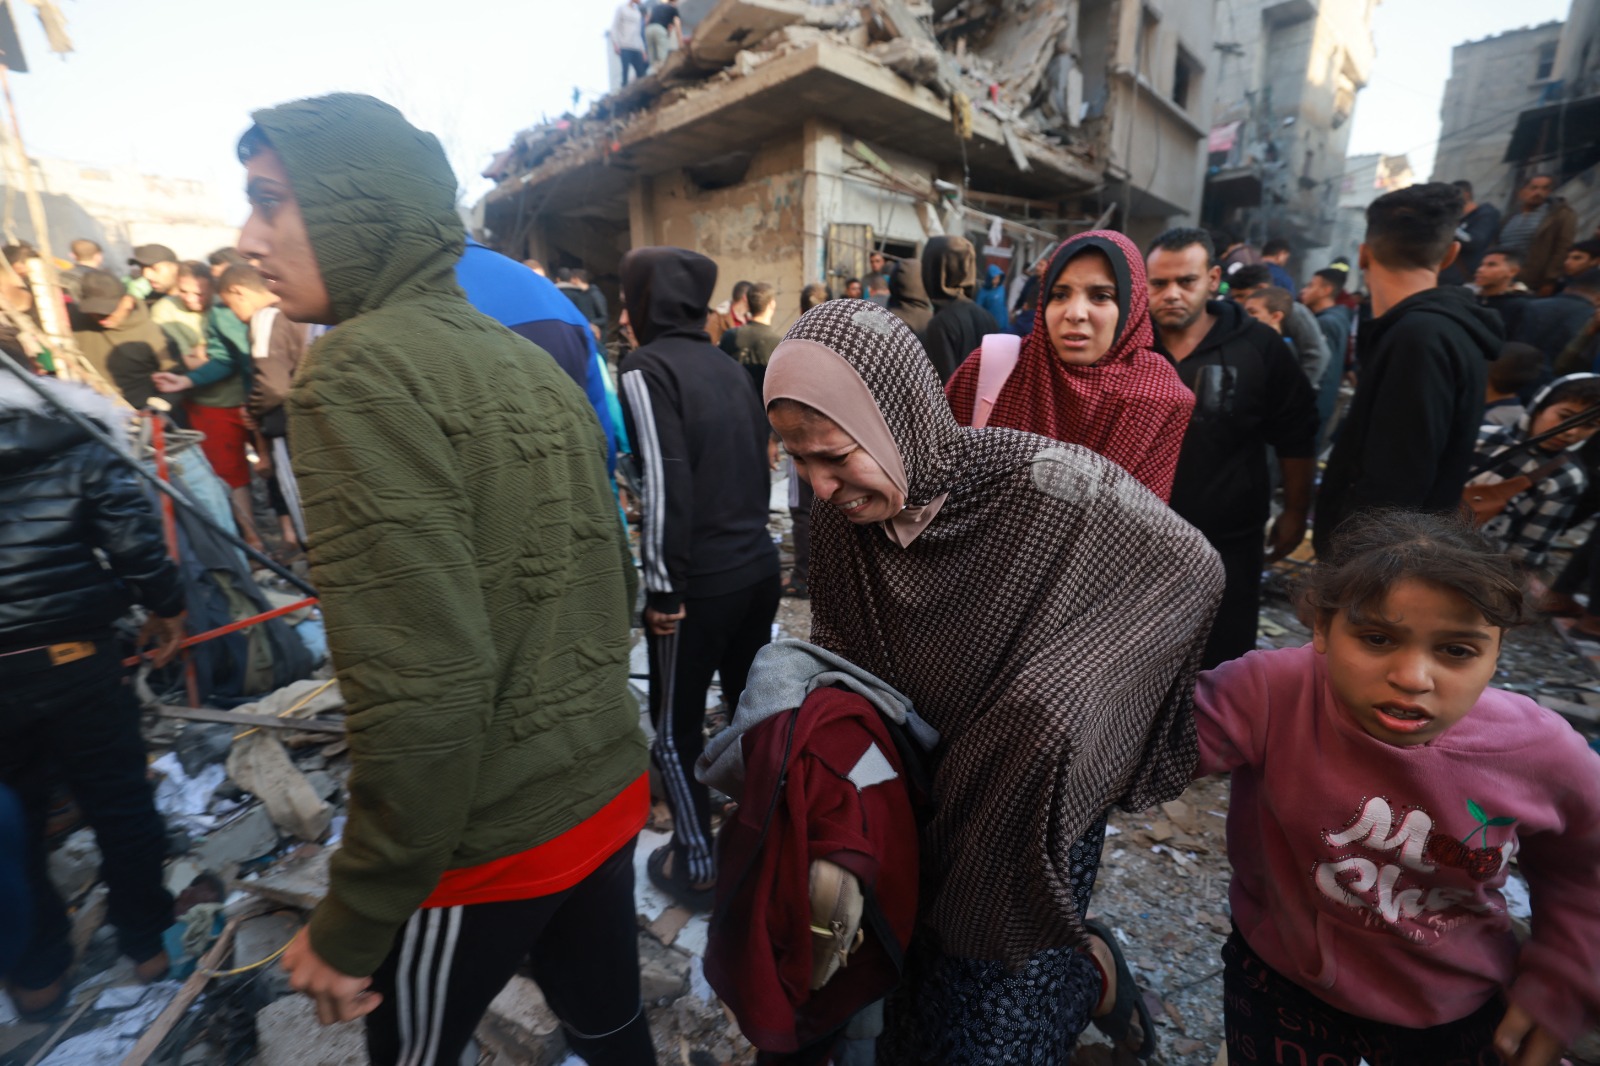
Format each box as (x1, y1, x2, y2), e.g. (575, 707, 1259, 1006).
(1496, 175, 1578, 295)
(1147, 227, 1317, 668)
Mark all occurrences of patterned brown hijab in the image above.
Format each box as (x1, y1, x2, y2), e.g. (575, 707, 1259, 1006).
(769, 299, 1222, 964)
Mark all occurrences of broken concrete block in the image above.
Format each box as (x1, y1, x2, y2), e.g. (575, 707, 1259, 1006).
(640, 941, 689, 1006)
(256, 993, 369, 1066)
(303, 770, 339, 802)
(477, 975, 568, 1064)
(238, 844, 332, 910)
(196, 805, 279, 870)
(227, 731, 333, 842)
(48, 828, 101, 901)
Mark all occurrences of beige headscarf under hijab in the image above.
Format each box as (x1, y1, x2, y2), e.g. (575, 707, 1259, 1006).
(764, 338, 947, 547)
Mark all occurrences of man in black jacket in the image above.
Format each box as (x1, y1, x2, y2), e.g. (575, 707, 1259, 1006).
(1147, 228, 1319, 668)
(0, 374, 185, 1017)
(1439, 179, 1501, 286)
(1315, 183, 1503, 555)
(1514, 270, 1600, 365)
(618, 247, 779, 909)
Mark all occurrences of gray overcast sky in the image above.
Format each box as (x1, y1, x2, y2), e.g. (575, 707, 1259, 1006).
(0, 0, 1578, 229)
(1345, 0, 1571, 180)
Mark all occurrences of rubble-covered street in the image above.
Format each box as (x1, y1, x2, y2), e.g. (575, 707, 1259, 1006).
(4, 490, 1597, 1066)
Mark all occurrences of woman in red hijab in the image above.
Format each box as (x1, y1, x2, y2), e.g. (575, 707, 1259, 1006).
(945, 230, 1193, 501)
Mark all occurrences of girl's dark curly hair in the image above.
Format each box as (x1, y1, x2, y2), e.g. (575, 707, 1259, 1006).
(1300, 510, 1527, 630)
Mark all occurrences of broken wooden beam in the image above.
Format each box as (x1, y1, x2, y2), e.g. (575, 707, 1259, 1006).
(145, 705, 346, 736)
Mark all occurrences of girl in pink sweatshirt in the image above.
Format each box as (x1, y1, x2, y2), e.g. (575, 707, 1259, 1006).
(1196, 510, 1600, 1066)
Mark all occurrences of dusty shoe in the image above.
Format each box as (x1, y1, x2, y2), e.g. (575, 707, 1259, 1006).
(9, 975, 70, 1021)
(1571, 614, 1600, 642)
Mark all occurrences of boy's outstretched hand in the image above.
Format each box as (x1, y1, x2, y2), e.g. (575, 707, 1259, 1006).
(1494, 1002, 1565, 1066)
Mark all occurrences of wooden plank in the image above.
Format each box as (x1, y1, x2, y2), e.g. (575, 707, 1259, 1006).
(120, 904, 267, 1066)
(147, 705, 345, 736)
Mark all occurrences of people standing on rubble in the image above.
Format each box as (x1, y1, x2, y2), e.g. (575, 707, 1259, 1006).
(1147, 227, 1319, 669)
(885, 257, 933, 343)
(920, 236, 998, 384)
(764, 299, 1221, 1063)
(69, 268, 176, 411)
(238, 94, 653, 1066)
(217, 264, 309, 550)
(1194, 510, 1600, 1066)
(644, 0, 681, 73)
(1315, 184, 1502, 555)
(0, 373, 187, 1020)
(944, 230, 1194, 502)
(612, 0, 648, 85)
(617, 245, 779, 911)
(151, 263, 266, 553)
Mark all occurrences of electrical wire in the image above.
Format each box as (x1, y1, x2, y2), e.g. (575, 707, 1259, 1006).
(197, 937, 292, 979)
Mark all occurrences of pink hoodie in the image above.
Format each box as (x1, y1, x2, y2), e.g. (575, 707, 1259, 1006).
(1196, 645, 1600, 1041)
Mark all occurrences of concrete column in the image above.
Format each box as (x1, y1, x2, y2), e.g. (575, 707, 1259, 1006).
(801, 118, 843, 286)
(628, 175, 655, 250)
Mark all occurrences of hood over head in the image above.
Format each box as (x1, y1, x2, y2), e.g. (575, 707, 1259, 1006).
(922, 236, 979, 302)
(619, 246, 716, 345)
(886, 258, 932, 312)
(984, 264, 1004, 286)
(246, 93, 464, 323)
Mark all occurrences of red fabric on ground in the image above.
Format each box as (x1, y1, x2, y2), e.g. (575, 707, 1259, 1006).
(183, 402, 252, 489)
(420, 774, 648, 908)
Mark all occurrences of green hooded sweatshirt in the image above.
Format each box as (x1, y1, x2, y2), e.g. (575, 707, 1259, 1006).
(250, 93, 645, 976)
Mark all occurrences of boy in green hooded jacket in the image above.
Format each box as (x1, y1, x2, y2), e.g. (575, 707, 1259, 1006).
(236, 94, 652, 1066)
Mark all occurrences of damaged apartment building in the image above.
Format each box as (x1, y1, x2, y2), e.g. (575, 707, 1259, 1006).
(473, 0, 1215, 320)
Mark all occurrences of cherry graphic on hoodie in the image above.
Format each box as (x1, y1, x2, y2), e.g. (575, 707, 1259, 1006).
(1423, 800, 1516, 881)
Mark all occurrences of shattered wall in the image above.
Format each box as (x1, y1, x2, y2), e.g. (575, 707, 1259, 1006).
(642, 134, 808, 313)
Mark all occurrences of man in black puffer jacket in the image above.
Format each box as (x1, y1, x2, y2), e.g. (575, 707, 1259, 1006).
(0, 372, 186, 1018)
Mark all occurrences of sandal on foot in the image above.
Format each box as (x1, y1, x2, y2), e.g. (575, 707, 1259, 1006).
(1085, 918, 1158, 1061)
(781, 579, 809, 599)
(647, 844, 715, 912)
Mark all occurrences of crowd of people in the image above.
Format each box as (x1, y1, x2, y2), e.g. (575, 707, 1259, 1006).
(1, 91, 1599, 1066)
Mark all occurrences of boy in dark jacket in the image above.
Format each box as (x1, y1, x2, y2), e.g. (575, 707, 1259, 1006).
(0, 374, 185, 1017)
(239, 95, 651, 1066)
(618, 246, 780, 909)
(1315, 183, 1503, 555)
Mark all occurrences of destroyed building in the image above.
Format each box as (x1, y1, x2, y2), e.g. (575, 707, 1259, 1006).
(1201, 0, 1377, 263)
(475, 0, 1215, 322)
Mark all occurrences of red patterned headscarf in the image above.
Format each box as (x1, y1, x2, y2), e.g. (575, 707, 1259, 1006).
(944, 229, 1194, 501)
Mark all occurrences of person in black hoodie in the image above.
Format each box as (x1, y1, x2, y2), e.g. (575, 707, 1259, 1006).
(1315, 183, 1503, 556)
(886, 257, 933, 344)
(1146, 228, 1319, 668)
(617, 246, 780, 909)
(921, 236, 998, 383)
(0, 373, 186, 1018)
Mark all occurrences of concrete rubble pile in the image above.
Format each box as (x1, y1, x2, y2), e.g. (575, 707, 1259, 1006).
(482, 0, 1104, 191)
(3, 621, 748, 1066)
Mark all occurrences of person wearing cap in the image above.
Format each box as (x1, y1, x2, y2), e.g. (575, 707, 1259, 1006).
(70, 269, 175, 409)
(126, 244, 178, 306)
